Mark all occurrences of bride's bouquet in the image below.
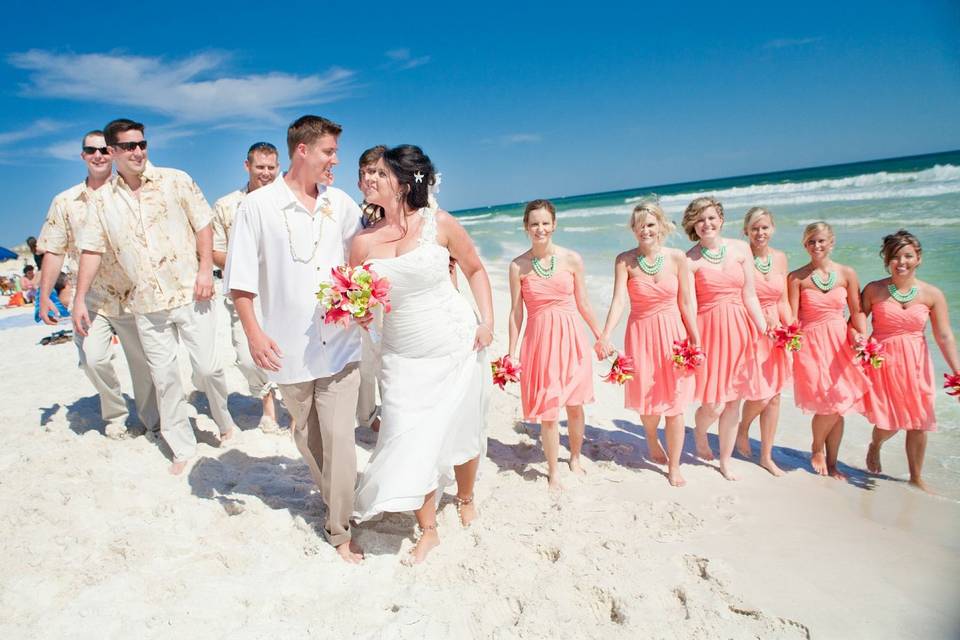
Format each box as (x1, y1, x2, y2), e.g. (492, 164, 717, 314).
(853, 335, 885, 370)
(316, 264, 391, 341)
(671, 338, 705, 371)
(770, 322, 803, 352)
(944, 372, 960, 402)
(491, 355, 521, 390)
(603, 353, 635, 385)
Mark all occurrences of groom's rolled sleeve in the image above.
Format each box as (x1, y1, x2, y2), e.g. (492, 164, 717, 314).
(224, 202, 260, 296)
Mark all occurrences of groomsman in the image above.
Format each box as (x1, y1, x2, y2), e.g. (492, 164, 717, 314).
(226, 115, 365, 563)
(212, 141, 282, 432)
(37, 129, 159, 438)
(74, 118, 237, 475)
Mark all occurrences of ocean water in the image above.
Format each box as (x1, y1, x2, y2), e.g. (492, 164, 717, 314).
(455, 150, 960, 493)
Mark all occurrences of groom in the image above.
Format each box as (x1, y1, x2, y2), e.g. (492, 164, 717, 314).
(225, 115, 365, 563)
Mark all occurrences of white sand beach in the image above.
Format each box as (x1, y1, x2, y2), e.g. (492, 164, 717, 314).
(1, 272, 958, 640)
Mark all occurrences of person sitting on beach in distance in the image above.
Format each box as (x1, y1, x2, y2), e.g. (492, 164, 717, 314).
(862, 230, 959, 492)
(735, 207, 792, 477)
(506, 199, 603, 492)
(21, 265, 38, 303)
(227, 115, 367, 564)
(37, 129, 159, 440)
(212, 141, 284, 434)
(788, 222, 869, 479)
(74, 118, 236, 474)
(596, 202, 699, 487)
(683, 197, 767, 481)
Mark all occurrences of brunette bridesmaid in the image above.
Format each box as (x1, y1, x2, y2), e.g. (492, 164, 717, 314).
(862, 230, 959, 492)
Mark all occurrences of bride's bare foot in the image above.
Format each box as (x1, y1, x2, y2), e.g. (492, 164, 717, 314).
(647, 442, 668, 465)
(668, 468, 686, 487)
(810, 451, 828, 476)
(547, 472, 564, 494)
(336, 539, 363, 564)
(404, 525, 439, 565)
(456, 494, 477, 528)
(866, 442, 882, 474)
(760, 457, 785, 477)
(718, 460, 739, 481)
(568, 456, 586, 476)
(169, 460, 188, 476)
(735, 435, 752, 458)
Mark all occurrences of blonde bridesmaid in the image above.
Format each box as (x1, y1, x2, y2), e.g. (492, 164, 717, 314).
(788, 222, 869, 478)
(862, 230, 959, 492)
(735, 207, 792, 476)
(683, 197, 767, 481)
(596, 203, 699, 486)
(506, 199, 603, 491)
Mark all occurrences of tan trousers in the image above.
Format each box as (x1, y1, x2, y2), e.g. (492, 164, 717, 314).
(136, 301, 236, 461)
(75, 310, 159, 430)
(279, 362, 360, 547)
(356, 329, 380, 428)
(221, 285, 274, 398)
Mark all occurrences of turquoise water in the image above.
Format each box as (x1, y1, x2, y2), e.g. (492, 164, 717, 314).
(455, 150, 960, 490)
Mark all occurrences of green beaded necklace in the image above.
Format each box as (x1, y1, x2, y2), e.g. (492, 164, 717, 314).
(811, 270, 837, 292)
(637, 252, 664, 275)
(700, 244, 726, 264)
(532, 255, 557, 279)
(753, 254, 772, 274)
(888, 283, 919, 304)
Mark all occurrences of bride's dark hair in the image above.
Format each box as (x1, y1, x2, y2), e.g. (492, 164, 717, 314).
(383, 145, 436, 210)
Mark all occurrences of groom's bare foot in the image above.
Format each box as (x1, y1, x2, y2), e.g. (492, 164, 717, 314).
(336, 540, 363, 564)
(568, 456, 586, 476)
(218, 427, 235, 444)
(169, 459, 188, 476)
(404, 527, 439, 565)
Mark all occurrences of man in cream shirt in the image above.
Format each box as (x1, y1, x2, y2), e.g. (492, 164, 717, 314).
(226, 115, 364, 563)
(74, 118, 237, 475)
(212, 141, 282, 433)
(37, 129, 159, 438)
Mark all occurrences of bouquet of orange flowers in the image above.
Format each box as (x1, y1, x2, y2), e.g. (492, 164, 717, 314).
(603, 353, 635, 385)
(491, 355, 521, 390)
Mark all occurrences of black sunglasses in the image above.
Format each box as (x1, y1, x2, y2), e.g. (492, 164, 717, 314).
(112, 140, 148, 152)
(82, 146, 109, 155)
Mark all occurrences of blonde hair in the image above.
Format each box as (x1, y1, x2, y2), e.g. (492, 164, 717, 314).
(630, 202, 675, 241)
(801, 221, 835, 246)
(681, 196, 724, 241)
(743, 207, 774, 235)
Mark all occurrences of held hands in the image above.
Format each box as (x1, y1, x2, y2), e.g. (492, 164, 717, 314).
(249, 329, 284, 372)
(594, 337, 616, 360)
(72, 300, 91, 337)
(194, 271, 214, 302)
(474, 323, 493, 351)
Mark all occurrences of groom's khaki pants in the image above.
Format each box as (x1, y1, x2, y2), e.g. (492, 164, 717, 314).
(279, 362, 360, 547)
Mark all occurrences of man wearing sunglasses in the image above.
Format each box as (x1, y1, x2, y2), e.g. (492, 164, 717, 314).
(36, 129, 160, 440)
(211, 141, 282, 434)
(75, 118, 237, 475)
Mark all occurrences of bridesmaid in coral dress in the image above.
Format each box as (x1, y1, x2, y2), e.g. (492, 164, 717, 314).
(506, 199, 604, 492)
(735, 208, 792, 477)
(683, 197, 768, 481)
(861, 230, 959, 492)
(596, 202, 700, 487)
(787, 221, 869, 478)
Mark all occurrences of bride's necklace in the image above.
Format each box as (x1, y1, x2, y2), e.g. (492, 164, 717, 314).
(637, 251, 664, 275)
(888, 282, 919, 304)
(282, 209, 324, 264)
(700, 244, 726, 264)
(811, 270, 837, 292)
(753, 254, 772, 274)
(532, 255, 557, 278)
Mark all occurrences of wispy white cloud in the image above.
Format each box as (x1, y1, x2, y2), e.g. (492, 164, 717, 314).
(482, 133, 542, 146)
(763, 37, 822, 50)
(0, 118, 67, 145)
(8, 50, 355, 125)
(384, 48, 431, 70)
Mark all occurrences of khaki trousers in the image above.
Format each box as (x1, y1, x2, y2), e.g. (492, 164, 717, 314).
(356, 330, 380, 428)
(75, 310, 159, 430)
(136, 301, 236, 462)
(279, 362, 360, 547)
(222, 293, 274, 398)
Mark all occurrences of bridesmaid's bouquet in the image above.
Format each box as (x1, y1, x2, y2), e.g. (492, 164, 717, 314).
(853, 335, 885, 370)
(944, 373, 960, 401)
(603, 353, 635, 385)
(491, 355, 521, 389)
(316, 264, 391, 338)
(671, 339, 705, 371)
(770, 322, 803, 352)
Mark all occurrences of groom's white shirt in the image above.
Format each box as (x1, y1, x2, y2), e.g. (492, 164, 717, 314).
(226, 177, 363, 385)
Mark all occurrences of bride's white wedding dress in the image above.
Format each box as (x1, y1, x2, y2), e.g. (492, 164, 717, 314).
(353, 206, 489, 521)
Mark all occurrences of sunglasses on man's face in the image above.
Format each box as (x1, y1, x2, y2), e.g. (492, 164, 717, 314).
(82, 146, 109, 155)
(112, 140, 148, 152)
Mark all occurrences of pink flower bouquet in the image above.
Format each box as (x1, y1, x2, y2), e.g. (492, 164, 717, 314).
(771, 322, 803, 352)
(944, 372, 960, 401)
(603, 353, 635, 385)
(671, 338, 705, 371)
(491, 355, 521, 390)
(853, 335, 885, 370)
(316, 264, 391, 340)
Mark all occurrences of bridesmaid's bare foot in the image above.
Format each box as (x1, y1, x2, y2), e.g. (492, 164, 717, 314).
(568, 456, 586, 476)
(810, 451, 828, 476)
(735, 435, 752, 459)
(866, 442, 882, 474)
(760, 457, 785, 477)
(336, 540, 364, 564)
(404, 526, 439, 565)
(828, 465, 847, 480)
(719, 460, 739, 481)
(695, 444, 716, 461)
(547, 473, 564, 497)
(647, 442, 668, 465)
(169, 460, 188, 476)
(909, 477, 934, 494)
(668, 468, 686, 487)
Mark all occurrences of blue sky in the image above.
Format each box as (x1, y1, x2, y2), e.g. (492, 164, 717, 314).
(0, 0, 958, 246)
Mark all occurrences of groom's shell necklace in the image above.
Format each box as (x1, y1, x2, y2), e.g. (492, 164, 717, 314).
(282, 196, 331, 264)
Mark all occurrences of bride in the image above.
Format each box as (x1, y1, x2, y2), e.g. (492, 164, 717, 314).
(350, 145, 493, 564)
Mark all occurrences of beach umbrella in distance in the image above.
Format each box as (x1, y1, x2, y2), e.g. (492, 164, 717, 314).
(0, 246, 18, 262)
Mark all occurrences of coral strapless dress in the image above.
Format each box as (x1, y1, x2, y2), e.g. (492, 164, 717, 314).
(744, 273, 791, 400)
(623, 273, 694, 416)
(863, 298, 936, 431)
(519, 270, 595, 422)
(792, 287, 869, 415)
(694, 267, 756, 404)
